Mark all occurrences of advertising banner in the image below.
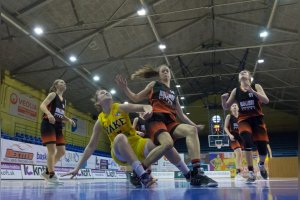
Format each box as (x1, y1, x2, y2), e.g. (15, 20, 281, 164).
(71, 117, 87, 136)
(0, 163, 23, 179)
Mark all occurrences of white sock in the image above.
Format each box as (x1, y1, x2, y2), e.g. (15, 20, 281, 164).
(175, 160, 190, 175)
(131, 161, 145, 177)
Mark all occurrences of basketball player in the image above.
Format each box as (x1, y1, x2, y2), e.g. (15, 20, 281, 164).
(40, 79, 75, 184)
(223, 103, 244, 180)
(116, 64, 218, 187)
(221, 70, 270, 183)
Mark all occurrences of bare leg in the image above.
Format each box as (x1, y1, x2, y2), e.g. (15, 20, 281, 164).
(46, 144, 56, 172)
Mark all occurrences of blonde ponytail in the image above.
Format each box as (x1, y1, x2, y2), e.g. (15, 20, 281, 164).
(131, 64, 159, 80)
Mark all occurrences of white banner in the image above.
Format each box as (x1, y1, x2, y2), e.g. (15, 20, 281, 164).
(71, 117, 87, 136)
(152, 172, 174, 179)
(21, 165, 46, 179)
(61, 151, 82, 168)
(0, 163, 23, 179)
(1, 139, 35, 164)
(91, 169, 107, 179)
(151, 153, 184, 172)
(76, 168, 93, 179)
(203, 171, 231, 178)
(8, 89, 38, 122)
(55, 167, 75, 180)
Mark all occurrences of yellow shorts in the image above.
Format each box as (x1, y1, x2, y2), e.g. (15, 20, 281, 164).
(111, 135, 148, 166)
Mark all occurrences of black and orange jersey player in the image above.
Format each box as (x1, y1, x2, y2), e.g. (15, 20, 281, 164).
(116, 64, 218, 187)
(221, 70, 270, 183)
(40, 79, 75, 184)
(223, 103, 244, 179)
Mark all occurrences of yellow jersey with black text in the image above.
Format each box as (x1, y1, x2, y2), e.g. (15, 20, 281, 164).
(98, 103, 136, 144)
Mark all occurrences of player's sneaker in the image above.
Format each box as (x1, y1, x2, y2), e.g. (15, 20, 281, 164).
(189, 170, 218, 187)
(258, 163, 268, 180)
(48, 174, 63, 185)
(40, 171, 50, 181)
(129, 171, 142, 187)
(246, 171, 256, 184)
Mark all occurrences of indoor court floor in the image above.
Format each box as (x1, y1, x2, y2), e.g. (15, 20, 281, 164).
(0, 178, 298, 200)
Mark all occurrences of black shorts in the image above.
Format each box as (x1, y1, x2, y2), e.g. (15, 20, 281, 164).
(41, 120, 65, 146)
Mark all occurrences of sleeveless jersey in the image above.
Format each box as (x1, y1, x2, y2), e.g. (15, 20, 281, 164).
(43, 93, 66, 123)
(148, 81, 177, 116)
(98, 103, 136, 143)
(228, 114, 239, 135)
(235, 84, 263, 122)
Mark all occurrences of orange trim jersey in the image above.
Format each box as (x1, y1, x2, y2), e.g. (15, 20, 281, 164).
(43, 94, 66, 123)
(148, 81, 177, 116)
(228, 114, 239, 135)
(98, 103, 137, 144)
(235, 84, 264, 122)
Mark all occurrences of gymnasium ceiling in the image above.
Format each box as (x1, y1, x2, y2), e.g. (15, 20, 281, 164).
(0, 0, 298, 132)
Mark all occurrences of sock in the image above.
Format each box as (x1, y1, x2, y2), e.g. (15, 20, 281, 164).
(49, 171, 55, 178)
(175, 160, 190, 176)
(132, 161, 146, 177)
(191, 159, 201, 171)
(248, 166, 254, 172)
(259, 161, 264, 166)
(46, 167, 49, 174)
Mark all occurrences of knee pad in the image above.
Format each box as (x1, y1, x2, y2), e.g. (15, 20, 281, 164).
(255, 141, 267, 156)
(240, 131, 254, 151)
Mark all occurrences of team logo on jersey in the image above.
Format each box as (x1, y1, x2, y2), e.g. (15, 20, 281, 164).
(248, 93, 254, 98)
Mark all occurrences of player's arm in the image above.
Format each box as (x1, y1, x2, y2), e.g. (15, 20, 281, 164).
(132, 117, 139, 129)
(61, 120, 102, 178)
(254, 84, 269, 104)
(221, 89, 236, 110)
(40, 92, 56, 124)
(224, 114, 234, 141)
(115, 75, 155, 102)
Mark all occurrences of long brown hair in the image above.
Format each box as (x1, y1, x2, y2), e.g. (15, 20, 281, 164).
(131, 64, 160, 80)
(49, 79, 61, 93)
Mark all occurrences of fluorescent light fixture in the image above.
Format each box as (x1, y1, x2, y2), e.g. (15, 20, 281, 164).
(180, 97, 185, 100)
(186, 113, 190, 115)
(124, 101, 129, 104)
(69, 55, 77, 62)
(137, 8, 146, 16)
(93, 75, 100, 81)
(158, 44, 166, 50)
(180, 106, 184, 109)
(257, 59, 264, 64)
(259, 31, 269, 38)
(34, 26, 44, 35)
(176, 85, 181, 88)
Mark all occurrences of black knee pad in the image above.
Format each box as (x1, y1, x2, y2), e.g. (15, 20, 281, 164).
(240, 132, 254, 151)
(255, 141, 267, 156)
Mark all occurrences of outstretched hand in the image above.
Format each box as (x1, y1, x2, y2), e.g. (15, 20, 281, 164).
(115, 75, 128, 90)
(142, 105, 153, 120)
(60, 168, 79, 179)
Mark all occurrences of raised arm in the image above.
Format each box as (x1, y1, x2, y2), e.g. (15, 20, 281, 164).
(254, 84, 269, 104)
(221, 88, 236, 110)
(61, 120, 102, 178)
(119, 103, 153, 120)
(115, 75, 154, 102)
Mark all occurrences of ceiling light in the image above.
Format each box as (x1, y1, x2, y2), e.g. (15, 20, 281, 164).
(124, 101, 128, 104)
(180, 106, 184, 109)
(69, 55, 77, 62)
(137, 8, 146, 16)
(34, 26, 44, 35)
(176, 85, 181, 88)
(93, 75, 100, 81)
(158, 44, 166, 50)
(180, 97, 185, 100)
(259, 31, 269, 38)
(110, 89, 116, 95)
(186, 113, 190, 115)
(251, 77, 254, 82)
(257, 59, 264, 64)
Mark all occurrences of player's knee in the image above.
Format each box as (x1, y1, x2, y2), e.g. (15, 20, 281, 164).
(114, 134, 128, 144)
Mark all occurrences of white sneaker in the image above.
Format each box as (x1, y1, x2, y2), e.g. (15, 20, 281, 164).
(245, 171, 256, 184)
(48, 174, 63, 185)
(40, 171, 50, 181)
(235, 173, 245, 181)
